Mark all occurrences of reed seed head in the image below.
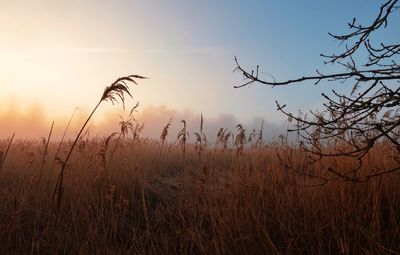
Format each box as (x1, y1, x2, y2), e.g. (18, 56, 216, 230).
(101, 75, 147, 109)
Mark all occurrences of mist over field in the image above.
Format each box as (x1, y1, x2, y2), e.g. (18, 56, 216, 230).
(1, 0, 399, 254)
(0, 103, 286, 143)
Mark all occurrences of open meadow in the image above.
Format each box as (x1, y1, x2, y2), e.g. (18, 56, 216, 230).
(0, 127, 399, 254)
(1, 1, 399, 254)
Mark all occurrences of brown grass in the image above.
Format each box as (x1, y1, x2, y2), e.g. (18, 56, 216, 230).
(0, 128, 399, 254)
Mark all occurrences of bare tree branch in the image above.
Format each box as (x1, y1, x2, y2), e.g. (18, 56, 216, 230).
(235, 0, 400, 184)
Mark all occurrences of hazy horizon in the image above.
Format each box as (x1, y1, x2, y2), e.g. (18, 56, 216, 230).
(1, 0, 398, 139)
(0, 101, 286, 142)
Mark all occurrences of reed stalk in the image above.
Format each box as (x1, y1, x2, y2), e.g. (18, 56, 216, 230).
(51, 75, 146, 217)
(0, 132, 15, 171)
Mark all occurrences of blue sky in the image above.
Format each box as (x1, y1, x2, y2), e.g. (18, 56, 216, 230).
(0, 0, 398, 137)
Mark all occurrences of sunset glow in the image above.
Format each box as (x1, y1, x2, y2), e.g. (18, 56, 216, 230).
(1, 1, 399, 253)
(1, 0, 399, 139)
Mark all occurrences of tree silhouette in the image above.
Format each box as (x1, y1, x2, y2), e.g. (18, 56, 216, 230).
(235, 0, 399, 184)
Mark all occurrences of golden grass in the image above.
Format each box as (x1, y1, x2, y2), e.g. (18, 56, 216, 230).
(0, 132, 399, 254)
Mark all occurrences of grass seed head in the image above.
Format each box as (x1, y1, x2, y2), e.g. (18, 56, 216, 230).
(101, 75, 147, 109)
(160, 118, 172, 142)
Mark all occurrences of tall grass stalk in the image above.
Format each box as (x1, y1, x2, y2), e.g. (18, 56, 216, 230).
(0, 132, 15, 171)
(39, 121, 54, 184)
(51, 75, 146, 217)
(50, 107, 79, 172)
(178, 120, 189, 171)
(159, 118, 172, 157)
(194, 113, 208, 176)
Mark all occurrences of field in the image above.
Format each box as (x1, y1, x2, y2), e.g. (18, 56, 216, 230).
(1, 0, 399, 254)
(0, 128, 399, 255)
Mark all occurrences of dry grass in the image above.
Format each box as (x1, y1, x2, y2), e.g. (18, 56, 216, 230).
(0, 128, 399, 255)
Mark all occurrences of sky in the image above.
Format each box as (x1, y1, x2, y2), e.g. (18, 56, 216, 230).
(0, 0, 399, 139)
